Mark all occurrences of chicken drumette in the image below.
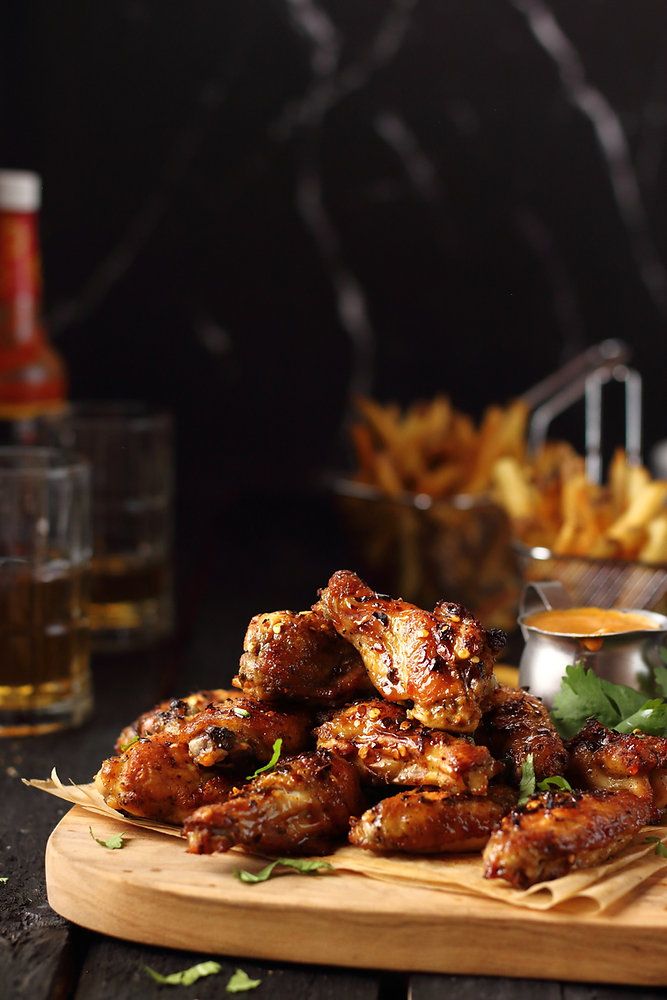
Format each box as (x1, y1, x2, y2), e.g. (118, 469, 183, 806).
(567, 718, 667, 817)
(350, 784, 517, 854)
(235, 609, 373, 705)
(184, 750, 363, 856)
(314, 570, 501, 732)
(476, 685, 568, 783)
(95, 734, 236, 824)
(483, 788, 652, 888)
(315, 700, 500, 793)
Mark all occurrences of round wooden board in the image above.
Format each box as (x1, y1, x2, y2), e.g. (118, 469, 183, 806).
(46, 805, 667, 985)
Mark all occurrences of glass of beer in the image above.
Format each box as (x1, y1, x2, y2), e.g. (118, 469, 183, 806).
(0, 448, 92, 736)
(61, 403, 173, 651)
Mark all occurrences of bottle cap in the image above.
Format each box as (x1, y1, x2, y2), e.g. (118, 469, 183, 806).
(0, 170, 41, 211)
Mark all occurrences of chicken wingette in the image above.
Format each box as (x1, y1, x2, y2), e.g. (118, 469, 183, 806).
(235, 609, 373, 705)
(315, 700, 500, 793)
(115, 688, 231, 753)
(314, 570, 501, 732)
(567, 718, 667, 817)
(476, 685, 568, 782)
(483, 789, 652, 888)
(350, 784, 517, 854)
(184, 751, 363, 856)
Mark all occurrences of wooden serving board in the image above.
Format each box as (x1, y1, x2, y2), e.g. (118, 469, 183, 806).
(47, 806, 667, 987)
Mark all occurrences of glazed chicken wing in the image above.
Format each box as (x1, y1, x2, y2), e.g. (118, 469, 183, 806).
(483, 789, 652, 888)
(315, 700, 499, 793)
(476, 685, 568, 782)
(184, 750, 363, 856)
(96, 734, 235, 824)
(350, 784, 517, 854)
(115, 689, 231, 753)
(567, 718, 667, 817)
(180, 698, 312, 769)
(314, 570, 500, 732)
(235, 609, 373, 705)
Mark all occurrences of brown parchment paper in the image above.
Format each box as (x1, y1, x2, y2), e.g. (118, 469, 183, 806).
(25, 770, 667, 913)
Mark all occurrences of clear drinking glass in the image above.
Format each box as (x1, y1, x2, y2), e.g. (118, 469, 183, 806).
(0, 448, 92, 736)
(60, 403, 174, 651)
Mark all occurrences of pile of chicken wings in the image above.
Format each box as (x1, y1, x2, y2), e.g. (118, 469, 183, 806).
(96, 571, 667, 889)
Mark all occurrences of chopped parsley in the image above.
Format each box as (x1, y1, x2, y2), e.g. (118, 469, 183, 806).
(517, 754, 572, 805)
(235, 857, 334, 884)
(144, 961, 222, 986)
(246, 738, 283, 780)
(644, 836, 667, 858)
(226, 968, 262, 992)
(89, 826, 126, 850)
(119, 735, 140, 752)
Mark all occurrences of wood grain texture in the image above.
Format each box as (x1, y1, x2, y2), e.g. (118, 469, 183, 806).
(47, 806, 667, 988)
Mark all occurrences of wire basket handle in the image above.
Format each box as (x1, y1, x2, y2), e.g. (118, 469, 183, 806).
(585, 365, 642, 484)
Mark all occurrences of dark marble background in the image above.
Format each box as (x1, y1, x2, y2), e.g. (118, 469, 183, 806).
(3, 1, 667, 520)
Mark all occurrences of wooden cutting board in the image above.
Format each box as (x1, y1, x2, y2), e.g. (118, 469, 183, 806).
(47, 805, 667, 987)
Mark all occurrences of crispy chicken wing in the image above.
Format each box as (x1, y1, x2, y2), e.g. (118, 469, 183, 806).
(180, 698, 312, 769)
(314, 570, 500, 732)
(483, 789, 652, 888)
(115, 689, 231, 753)
(315, 699, 499, 793)
(95, 735, 235, 824)
(235, 609, 373, 705)
(184, 750, 363, 856)
(476, 685, 568, 782)
(567, 718, 667, 817)
(349, 784, 517, 854)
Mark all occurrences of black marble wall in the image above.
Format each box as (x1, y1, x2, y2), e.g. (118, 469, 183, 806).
(4, 0, 667, 502)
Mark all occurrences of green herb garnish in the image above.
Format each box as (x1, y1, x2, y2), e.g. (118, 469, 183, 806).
(235, 857, 334, 884)
(0, 877, 8, 883)
(537, 775, 573, 793)
(226, 968, 261, 993)
(644, 836, 667, 858)
(233, 707, 250, 718)
(552, 663, 667, 739)
(144, 961, 222, 986)
(119, 735, 140, 752)
(89, 826, 126, 850)
(246, 738, 283, 780)
(517, 754, 536, 804)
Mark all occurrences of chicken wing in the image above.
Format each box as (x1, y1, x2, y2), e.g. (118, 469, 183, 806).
(184, 750, 363, 856)
(235, 609, 373, 705)
(180, 698, 312, 769)
(315, 699, 499, 793)
(95, 734, 235, 824)
(483, 789, 652, 888)
(349, 784, 517, 854)
(314, 570, 500, 732)
(567, 718, 667, 817)
(476, 685, 568, 782)
(115, 689, 231, 753)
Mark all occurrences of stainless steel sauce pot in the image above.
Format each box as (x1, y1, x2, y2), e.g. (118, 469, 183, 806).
(518, 581, 667, 705)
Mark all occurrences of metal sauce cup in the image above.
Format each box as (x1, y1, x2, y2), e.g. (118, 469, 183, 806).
(518, 581, 667, 705)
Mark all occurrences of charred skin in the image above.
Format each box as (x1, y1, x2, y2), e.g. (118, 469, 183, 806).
(180, 699, 312, 770)
(235, 609, 374, 705)
(349, 784, 517, 854)
(314, 570, 500, 733)
(315, 699, 500, 793)
(567, 718, 667, 818)
(476, 685, 569, 783)
(482, 789, 652, 888)
(184, 751, 364, 856)
(95, 734, 235, 824)
(115, 689, 231, 753)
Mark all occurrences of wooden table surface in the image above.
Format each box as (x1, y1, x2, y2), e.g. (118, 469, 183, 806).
(2, 492, 665, 999)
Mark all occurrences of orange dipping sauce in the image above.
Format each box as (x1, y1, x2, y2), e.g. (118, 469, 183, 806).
(523, 606, 659, 636)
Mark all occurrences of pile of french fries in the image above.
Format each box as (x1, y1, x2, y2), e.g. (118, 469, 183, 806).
(350, 396, 667, 565)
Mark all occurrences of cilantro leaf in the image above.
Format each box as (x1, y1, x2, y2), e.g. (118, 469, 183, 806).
(233, 707, 250, 718)
(654, 661, 667, 698)
(517, 754, 536, 805)
(551, 663, 646, 738)
(119, 735, 139, 752)
(89, 826, 126, 850)
(226, 968, 261, 993)
(0, 877, 8, 883)
(246, 738, 283, 780)
(536, 775, 573, 793)
(144, 961, 222, 986)
(235, 857, 334, 883)
(614, 699, 667, 736)
(643, 836, 667, 858)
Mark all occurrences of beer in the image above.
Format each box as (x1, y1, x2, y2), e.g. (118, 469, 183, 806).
(90, 552, 171, 639)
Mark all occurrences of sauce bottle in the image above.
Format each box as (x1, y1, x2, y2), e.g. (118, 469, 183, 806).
(0, 170, 67, 444)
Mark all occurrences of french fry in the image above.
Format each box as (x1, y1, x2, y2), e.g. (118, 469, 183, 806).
(638, 514, 667, 565)
(492, 457, 534, 521)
